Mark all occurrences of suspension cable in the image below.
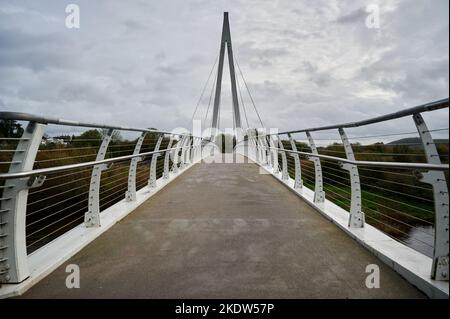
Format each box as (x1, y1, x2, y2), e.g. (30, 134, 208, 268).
(190, 54, 219, 124)
(234, 56, 265, 127)
(235, 67, 250, 128)
(203, 67, 218, 126)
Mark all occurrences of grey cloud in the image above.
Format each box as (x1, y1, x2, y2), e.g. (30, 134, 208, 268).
(236, 41, 289, 68)
(336, 7, 366, 24)
(58, 83, 114, 105)
(0, 26, 74, 72)
(123, 19, 147, 32)
(0, 49, 72, 72)
(0, 27, 57, 50)
(0, 0, 448, 137)
(294, 61, 332, 87)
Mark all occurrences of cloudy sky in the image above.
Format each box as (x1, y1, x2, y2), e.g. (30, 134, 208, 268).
(0, 0, 448, 142)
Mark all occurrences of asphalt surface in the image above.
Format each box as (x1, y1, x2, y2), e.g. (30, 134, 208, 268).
(22, 156, 424, 298)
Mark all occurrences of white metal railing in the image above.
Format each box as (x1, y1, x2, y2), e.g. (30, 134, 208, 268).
(0, 99, 448, 290)
(0, 112, 207, 284)
(246, 98, 449, 281)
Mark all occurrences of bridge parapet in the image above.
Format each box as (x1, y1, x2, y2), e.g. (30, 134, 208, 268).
(0, 112, 207, 288)
(246, 98, 449, 284)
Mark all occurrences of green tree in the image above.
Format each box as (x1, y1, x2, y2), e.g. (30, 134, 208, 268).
(71, 129, 103, 147)
(0, 119, 24, 138)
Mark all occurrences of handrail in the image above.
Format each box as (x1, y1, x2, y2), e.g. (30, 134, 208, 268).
(264, 146, 449, 171)
(0, 147, 182, 180)
(266, 98, 449, 135)
(247, 101, 449, 283)
(0, 111, 196, 137)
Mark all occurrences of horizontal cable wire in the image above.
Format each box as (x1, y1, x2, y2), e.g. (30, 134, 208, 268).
(27, 215, 84, 248)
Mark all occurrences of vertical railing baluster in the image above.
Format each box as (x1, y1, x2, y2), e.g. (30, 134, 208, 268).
(191, 137, 196, 163)
(288, 133, 303, 189)
(185, 136, 192, 165)
(0, 121, 46, 283)
(253, 130, 260, 163)
(338, 128, 364, 228)
(259, 136, 267, 166)
(306, 131, 325, 205)
(172, 135, 185, 174)
(269, 136, 279, 173)
(149, 134, 164, 188)
(163, 136, 174, 179)
(277, 136, 289, 180)
(125, 132, 147, 201)
(413, 113, 449, 281)
(180, 136, 190, 169)
(265, 136, 273, 169)
(85, 129, 115, 228)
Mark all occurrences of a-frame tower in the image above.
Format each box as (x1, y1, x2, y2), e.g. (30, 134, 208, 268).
(211, 12, 242, 132)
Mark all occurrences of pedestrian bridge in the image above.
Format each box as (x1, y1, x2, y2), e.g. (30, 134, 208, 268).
(17, 156, 424, 298)
(0, 98, 449, 299)
(0, 12, 449, 299)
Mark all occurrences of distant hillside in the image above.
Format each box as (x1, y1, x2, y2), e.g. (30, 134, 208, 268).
(387, 137, 449, 145)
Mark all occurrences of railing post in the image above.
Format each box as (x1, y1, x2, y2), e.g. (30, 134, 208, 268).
(191, 137, 196, 163)
(185, 136, 192, 166)
(288, 133, 303, 189)
(413, 113, 449, 281)
(125, 132, 146, 201)
(306, 131, 325, 205)
(338, 128, 365, 228)
(0, 121, 46, 283)
(163, 136, 174, 179)
(172, 136, 185, 174)
(149, 134, 164, 188)
(195, 137, 201, 162)
(253, 130, 260, 163)
(196, 137, 204, 162)
(180, 136, 190, 169)
(258, 136, 267, 166)
(263, 136, 272, 168)
(85, 129, 115, 228)
(277, 136, 289, 180)
(269, 136, 279, 173)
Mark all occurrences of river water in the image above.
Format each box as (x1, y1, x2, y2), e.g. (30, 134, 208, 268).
(403, 225, 434, 257)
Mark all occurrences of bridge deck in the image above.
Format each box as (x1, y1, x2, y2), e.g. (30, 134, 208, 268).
(22, 157, 424, 298)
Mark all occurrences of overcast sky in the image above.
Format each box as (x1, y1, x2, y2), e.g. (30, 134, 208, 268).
(0, 0, 448, 142)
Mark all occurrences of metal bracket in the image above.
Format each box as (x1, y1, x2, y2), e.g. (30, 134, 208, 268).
(277, 137, 289, 180)
(413, 113, 449, 281)
(27, 175, 46, 189)
(339, 128, 364, 228)
(288, 133, 303, 189)
(306, 131, 325, 204)
(0, 121, 46, 283)
(125, 132, 147, 202)
(85, 129, 115, 228)
(149, 134, 164, 188)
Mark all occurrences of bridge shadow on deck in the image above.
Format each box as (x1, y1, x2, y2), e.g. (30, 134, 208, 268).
(22, 155, 424, 298)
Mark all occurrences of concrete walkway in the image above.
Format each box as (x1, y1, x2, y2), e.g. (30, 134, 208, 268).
(22, 157, 424, 298)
